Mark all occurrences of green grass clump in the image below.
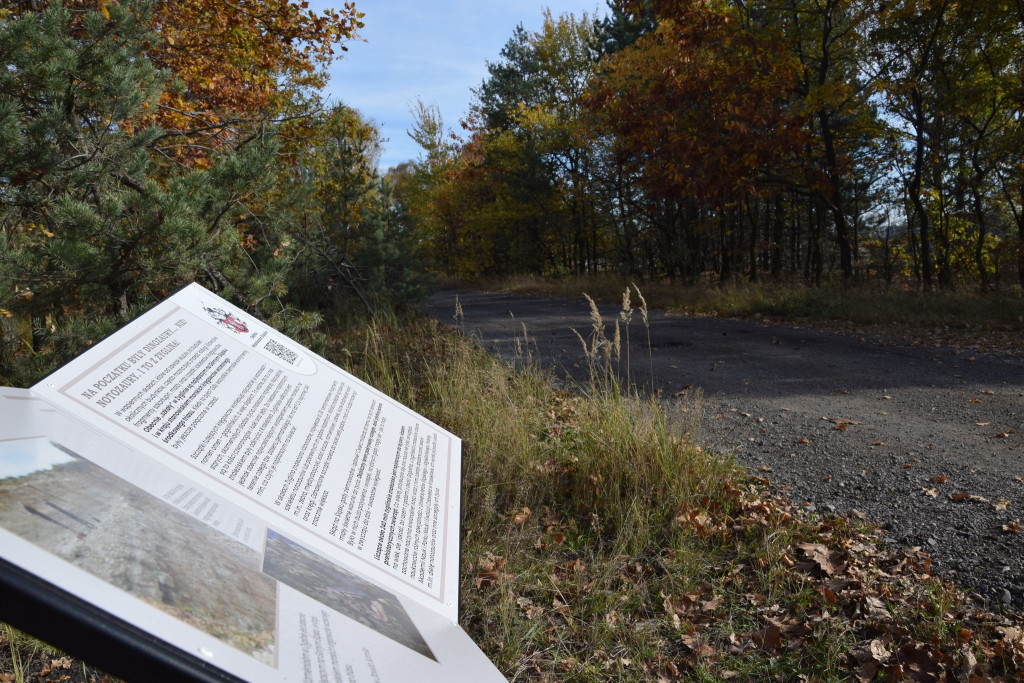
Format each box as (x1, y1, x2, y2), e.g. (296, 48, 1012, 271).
(484, 274, 1024, 335)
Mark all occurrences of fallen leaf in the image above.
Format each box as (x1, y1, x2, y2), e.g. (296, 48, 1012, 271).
(992, 498, 1011, 511)
(868, 639, 892, 663)
(797, 437, 810, 444)
(950, 491, 990, 503)
(701, 597, 722, 611)
(855, 659, 881, 682)
(753, 623, 783, 652)
(977, 422, 991, 426)
(862, 595, 890, 620)
(1003, 520, 1020, 533)
(475, 553, 513, 589)
(921, 487, 938, 498)
(896, 643, 944, 680)
(796, 542, 845, 576)
(512, 506, 532, 525)
(827, 417, 863, 426)
(930, 475, 947, 484)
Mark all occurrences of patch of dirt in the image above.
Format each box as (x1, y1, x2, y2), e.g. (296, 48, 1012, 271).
(425, 289, 1024, 611)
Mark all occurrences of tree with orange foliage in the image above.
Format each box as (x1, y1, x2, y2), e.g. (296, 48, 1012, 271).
(591, 1, 806, 280)
(146, 0, 363, 163)
(1, 0, 363, 165)
(594, 2, 805, 206)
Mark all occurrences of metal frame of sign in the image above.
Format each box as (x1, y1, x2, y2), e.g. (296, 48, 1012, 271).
(0, 557, 244, 683)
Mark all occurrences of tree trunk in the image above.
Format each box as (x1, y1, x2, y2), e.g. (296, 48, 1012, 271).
(819, 109, 853, 284)
(909, 90, 934, 291)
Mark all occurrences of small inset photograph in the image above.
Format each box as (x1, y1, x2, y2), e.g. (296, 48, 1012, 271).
(0, 437, 278, 665)
(262, 529, 436, 661)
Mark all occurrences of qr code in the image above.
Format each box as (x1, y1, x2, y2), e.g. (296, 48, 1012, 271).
(264, 338, 298, 365)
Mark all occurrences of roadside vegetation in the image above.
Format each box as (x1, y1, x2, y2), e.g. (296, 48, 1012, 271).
(481, 275, 1024, 357)
(5, 290, 1024, 682)
(343, 297, 1024, 682)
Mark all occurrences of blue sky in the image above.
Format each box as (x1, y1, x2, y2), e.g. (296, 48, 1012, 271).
(0, 438, 74, 480)
(312, 1, 608, 171)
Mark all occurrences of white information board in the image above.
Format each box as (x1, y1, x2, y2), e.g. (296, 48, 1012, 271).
(0, 284, 504, 682)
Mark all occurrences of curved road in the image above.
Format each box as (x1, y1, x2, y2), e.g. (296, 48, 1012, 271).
(424, 289, 1024, 609)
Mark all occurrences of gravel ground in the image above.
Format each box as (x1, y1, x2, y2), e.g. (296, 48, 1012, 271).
(423, 289, 1024, 611)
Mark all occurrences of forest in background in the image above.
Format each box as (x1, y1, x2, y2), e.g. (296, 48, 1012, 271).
(3, 0, 1024, 383)
(400, 0, 1024, 294)
(0, 0, 421, 381)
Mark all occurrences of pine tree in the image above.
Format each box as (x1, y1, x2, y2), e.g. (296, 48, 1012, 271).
(0, 0, 288, 378)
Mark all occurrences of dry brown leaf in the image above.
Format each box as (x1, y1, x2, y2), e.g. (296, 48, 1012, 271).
(552, 597, 571, 616)
(921, 487, 938, 498)
(1002, 520, 1020, 533)
(869, 639, 892, 663)
(930, 475, 947, 484)
(950, 491, 990, 503)
(517, 596, 544, 619)
(512, 506, 532, 524)
(992, 498, 1011, 511)
(827, 417, 863, 426)
(797, 437, 810, 444)
(896, 642, 944, 680)
(701, 597, 722, 611)
(854, 659, 880, 682)
(863, 595, 890, 620)
(680, 632, 716, 657)
(752, 623, 783, 653)
(797, 542, 845, 576)
(475, 553, 512, 589)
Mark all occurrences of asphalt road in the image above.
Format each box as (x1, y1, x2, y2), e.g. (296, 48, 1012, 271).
(423, 288, 1024, 609)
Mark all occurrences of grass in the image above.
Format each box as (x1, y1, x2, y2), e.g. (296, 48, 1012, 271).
(0, 623, 102, 683)
(4, 285, 1024, 681)
(484, 274, 1024, 336)
(333, 295, 1024, 681)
